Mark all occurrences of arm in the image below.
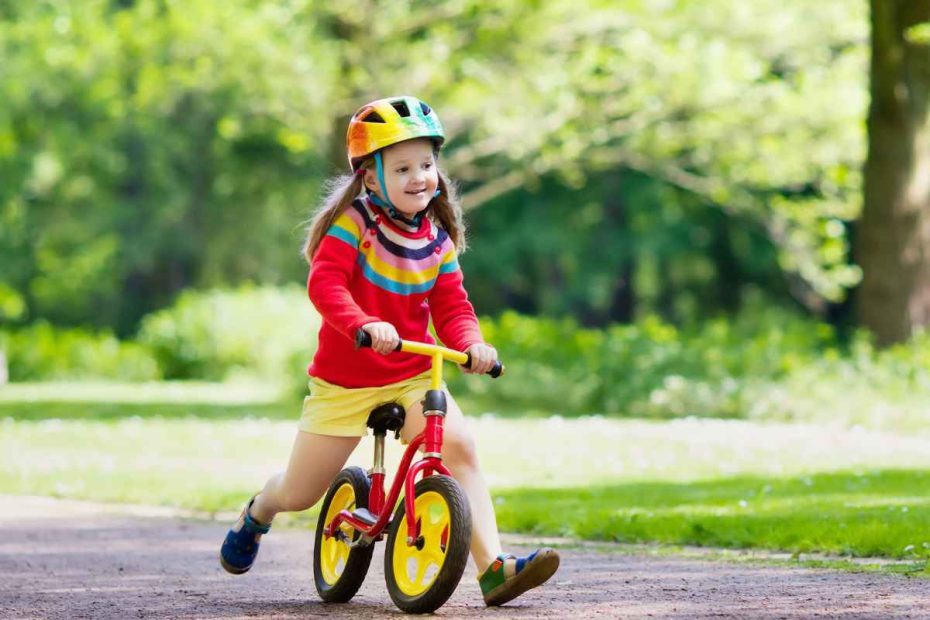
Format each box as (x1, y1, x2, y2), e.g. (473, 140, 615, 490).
(307, 214, 381, 339)
(428, 249, 485, 352)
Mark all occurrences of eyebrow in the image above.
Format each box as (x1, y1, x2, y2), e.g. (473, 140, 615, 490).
(390, 155, 434, 165)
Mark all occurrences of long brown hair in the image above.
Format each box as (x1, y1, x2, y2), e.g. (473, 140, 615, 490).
(302, 156, 467, 263)
(431, 168, 467, 253)
(302, 167, 368, 263)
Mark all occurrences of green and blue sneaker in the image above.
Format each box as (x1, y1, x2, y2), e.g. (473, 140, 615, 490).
(478, 548, 560, 606)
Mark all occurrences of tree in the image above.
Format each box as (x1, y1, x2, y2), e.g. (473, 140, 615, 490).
(0, 0, 334, 333)
(438, 0, 867, 318)
(857, 1, 930, 345)
(439, 0, 867, 311)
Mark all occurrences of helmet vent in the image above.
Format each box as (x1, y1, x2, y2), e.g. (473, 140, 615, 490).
(419, 102, 432, 116)
(391, 100, 411, 117)
(361, 110, 386, 123)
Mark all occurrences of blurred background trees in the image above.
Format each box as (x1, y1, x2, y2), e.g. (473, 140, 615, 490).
(0, 0, 871, 329)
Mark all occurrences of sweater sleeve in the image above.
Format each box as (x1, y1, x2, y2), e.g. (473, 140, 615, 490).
(428, 248, 485, 352)
(307, 213, 381, 339)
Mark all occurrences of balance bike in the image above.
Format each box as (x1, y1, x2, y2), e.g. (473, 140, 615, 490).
(312, 330, 503, 613)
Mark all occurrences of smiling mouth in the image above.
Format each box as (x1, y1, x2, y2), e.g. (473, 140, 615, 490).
(405, 189, 426, 196)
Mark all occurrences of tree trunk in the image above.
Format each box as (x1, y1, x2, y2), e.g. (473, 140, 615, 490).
(858, 1, 930, 345)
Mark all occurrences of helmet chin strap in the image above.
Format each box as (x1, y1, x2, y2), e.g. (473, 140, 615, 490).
(368, 151, 441, 227)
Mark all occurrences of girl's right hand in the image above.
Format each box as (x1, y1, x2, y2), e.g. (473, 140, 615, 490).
(360, 321, 400, 355)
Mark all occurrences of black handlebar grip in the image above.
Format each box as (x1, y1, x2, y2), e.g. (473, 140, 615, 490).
(464, 354, 505, 378)
(355, 329, 372, 349)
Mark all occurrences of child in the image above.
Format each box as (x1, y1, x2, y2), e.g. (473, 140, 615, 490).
(220, 96, 559, 606)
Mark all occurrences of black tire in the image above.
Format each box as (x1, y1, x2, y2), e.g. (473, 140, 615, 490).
(384, 475, 472, 613)
(313, 466, 376, 603)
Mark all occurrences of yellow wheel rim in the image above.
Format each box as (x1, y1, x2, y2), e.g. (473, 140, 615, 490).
(392, 491, 452, 596)
(320, 483, 358, 585)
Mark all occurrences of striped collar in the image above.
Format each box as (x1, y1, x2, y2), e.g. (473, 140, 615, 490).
(363, 197, 432, 238)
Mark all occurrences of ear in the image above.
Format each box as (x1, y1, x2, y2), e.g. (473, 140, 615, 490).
(363, 169, 377, 192)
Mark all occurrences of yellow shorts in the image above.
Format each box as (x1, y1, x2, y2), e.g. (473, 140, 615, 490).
(298, 371, 446, 437)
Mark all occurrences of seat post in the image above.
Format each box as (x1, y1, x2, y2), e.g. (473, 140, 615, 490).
(370, 432, 387, 514)
(365, 402, 406, 515)
(373, 433, 386, 473)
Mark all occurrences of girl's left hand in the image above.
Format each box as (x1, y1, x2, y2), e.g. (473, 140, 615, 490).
(465, 343, 497, 374)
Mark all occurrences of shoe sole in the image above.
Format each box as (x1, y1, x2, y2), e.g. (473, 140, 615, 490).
(220, 554, 251, 575)
(483, 549, 560, 607)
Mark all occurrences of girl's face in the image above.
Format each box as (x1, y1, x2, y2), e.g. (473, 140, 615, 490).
(365, 138, 439, 217)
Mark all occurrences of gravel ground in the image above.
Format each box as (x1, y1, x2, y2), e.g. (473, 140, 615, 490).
(1, 496, 928, 619)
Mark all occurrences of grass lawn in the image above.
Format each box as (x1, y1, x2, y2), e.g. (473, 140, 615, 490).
(3, 381, 930, 563)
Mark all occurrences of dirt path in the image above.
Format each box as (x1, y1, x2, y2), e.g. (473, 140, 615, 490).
(0, 496, 927, 619)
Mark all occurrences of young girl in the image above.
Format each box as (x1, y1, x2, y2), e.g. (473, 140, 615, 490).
(220, 96, 559, 606)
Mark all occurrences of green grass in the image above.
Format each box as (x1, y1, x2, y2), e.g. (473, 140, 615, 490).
(0, 381, 286, 420)
(4, 381, 930, 563)
(0, 400, 287, 421)
(494, 471, 930, 559)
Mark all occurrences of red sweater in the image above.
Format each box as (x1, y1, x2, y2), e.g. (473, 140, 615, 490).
(306, 198, 484, 388)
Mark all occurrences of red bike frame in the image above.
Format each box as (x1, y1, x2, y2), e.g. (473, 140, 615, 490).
(323, 338, 502, 546)
(324, 413, 452, 544)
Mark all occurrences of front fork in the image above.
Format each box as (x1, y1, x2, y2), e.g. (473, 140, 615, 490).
(403, 388, 451, 545)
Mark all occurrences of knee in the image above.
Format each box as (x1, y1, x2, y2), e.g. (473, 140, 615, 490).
(276, 487, 319, 513)
(441, 430, 479, 470)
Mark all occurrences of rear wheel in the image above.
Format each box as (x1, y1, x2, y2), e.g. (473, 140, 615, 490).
(384, 475, 472, 613)
(313, 466, 375, 603)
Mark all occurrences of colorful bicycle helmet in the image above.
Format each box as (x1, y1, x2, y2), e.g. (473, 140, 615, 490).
(346, 95, 445, 171)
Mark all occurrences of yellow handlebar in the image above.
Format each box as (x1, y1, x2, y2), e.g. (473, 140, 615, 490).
(354, 329, 504, 389)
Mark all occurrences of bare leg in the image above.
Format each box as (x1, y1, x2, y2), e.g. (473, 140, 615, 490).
(402, 392, 502, 572)
(249, 431, 361, 525)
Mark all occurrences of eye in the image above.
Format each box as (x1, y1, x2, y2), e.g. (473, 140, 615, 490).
(396, 166, 408, 173)
(423, 162, 433, 169)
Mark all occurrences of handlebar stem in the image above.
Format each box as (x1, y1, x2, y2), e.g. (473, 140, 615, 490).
(430, 352, 444, 390)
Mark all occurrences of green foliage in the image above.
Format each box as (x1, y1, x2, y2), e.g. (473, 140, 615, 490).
(462, 172, 787, 324)
(0, 321, 160, 381)
(446, 0, 867, 304)
(135, 285, 320, 382)
(449, 304, 835, 418)
(446, 309, 930, 429)
(0, 0, 330, 333)
(6, 291, 930, 433)
(0, 283, 25, 321)
(742, 331, 930, 431)
(0, 0, 871, 335)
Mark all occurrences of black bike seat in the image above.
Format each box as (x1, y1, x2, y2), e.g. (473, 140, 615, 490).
(366, 402, 406, 435)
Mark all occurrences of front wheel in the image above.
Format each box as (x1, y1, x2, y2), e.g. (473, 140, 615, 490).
(313, 466, 375, 603)
(384, 474, 472, 614)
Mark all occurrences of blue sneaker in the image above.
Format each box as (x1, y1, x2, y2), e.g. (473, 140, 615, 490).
(220, 496, 271, 574)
